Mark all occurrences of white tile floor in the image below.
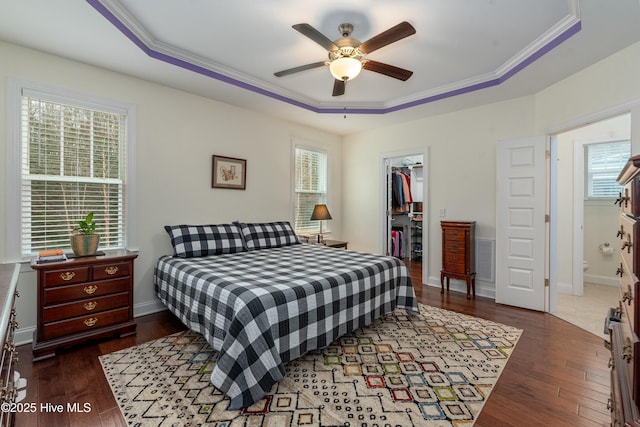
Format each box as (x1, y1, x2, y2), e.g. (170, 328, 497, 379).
(553, 282, 619, 338)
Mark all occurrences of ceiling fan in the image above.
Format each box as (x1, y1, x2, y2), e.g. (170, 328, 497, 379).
(274, 21, 416, 96)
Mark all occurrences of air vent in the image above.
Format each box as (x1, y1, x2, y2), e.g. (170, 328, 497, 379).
(476, 238, 495, 282)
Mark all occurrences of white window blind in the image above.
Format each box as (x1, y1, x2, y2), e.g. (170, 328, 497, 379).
(20, 94, 127, 257)
(585, 140, 630, 199)
(294, 147, 327, 232)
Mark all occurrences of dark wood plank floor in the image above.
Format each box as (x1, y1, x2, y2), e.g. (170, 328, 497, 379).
(14, 260, 611, 427)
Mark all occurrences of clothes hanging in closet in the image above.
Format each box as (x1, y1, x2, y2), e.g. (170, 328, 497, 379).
(392, 169, 413, 213)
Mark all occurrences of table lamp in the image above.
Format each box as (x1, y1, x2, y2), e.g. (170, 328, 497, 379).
(310, 204, 332, 243)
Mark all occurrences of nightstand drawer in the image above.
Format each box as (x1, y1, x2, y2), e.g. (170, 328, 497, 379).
(92, 261, 131, 280)
(444, 253, 465, 264)
(44, 277, 130, 306)
(444, 229, 466, 240)
(444, 262, 467, 274)
(445, 241, 466, 253)
(44, 266, 90, 287)
(42, 307, 130, 341)
(43, 292, 129, 323)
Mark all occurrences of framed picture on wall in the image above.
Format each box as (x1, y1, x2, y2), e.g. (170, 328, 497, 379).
(212, 155, 246, 190)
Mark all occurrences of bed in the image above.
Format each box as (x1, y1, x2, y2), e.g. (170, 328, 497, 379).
(154, 221, 418, 409)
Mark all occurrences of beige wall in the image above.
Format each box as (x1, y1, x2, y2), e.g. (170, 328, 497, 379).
(0, 41, 342, 340)
(4, 37, 640, 340)
(343, 97, 536, 296)
(343, 41, 640, 297)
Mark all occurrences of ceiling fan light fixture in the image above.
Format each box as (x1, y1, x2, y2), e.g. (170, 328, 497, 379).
(329, 57, 362, 81)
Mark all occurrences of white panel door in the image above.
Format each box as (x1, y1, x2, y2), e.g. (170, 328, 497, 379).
(496, 136, 546, 310)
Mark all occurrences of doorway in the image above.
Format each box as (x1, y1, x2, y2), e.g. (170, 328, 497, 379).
(552, 113, 630, 337)
(380, 149, 429, 285)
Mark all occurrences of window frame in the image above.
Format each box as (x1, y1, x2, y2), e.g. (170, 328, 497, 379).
(292, 142, 329, 235)
(6, 78, 137, 262)
(583, 139, 630, 201)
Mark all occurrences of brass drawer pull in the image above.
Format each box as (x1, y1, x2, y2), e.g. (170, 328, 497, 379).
(615, 189, 630, 207)
(84, 318, 98, 327)
(60, 271, 76, 281)
(616, 263, 624, 277)
(84, 301, 97, 311)
(105, 266, 119, 275)
(83, 285, 98, 295)
(623, 338, 633, 362)
(623, 284, 633, 305)
(608, 357, 615, 369)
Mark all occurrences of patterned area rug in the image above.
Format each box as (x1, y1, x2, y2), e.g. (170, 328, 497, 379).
(100, 304, 521, 426)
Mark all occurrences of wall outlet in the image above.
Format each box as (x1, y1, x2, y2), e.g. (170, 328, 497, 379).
(439, 208, 446, 217)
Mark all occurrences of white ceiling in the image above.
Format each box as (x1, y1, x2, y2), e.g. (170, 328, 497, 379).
(2, 0, 640, 135)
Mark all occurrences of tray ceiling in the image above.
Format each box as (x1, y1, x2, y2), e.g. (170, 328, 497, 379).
(1, 0, 640, 134)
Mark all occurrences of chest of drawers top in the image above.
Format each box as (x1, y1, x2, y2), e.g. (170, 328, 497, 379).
(30, 249, 136, 272)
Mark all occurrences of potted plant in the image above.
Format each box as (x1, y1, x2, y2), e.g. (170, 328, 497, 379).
(70, 212, 100, 257)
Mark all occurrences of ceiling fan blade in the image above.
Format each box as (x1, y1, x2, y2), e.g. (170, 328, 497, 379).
(363, 60, 413, 81)
(292, 23, 339, 51)
(332, 79, 346, 96)
(358, 21, 416, 54)
(274, 61, 326, 77)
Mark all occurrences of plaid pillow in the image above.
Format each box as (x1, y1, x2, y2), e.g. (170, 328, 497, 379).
(237, 221, 300, 250)
(164, 224, 245, 258)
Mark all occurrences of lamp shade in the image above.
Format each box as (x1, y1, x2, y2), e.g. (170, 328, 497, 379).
(329, 57, 362, 81)
(310, 204, 332, 221)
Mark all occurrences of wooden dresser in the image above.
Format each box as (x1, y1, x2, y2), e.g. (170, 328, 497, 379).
(0, 263, 20, 426)
(610, 155, 640, 426)
(440, 221, 476, 299)
(31, 250, 137, 361)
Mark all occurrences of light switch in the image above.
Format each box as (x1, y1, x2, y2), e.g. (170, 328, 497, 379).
(439, 208, 446, 217)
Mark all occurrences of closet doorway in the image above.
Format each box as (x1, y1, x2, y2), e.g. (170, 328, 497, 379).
(381, 150, 429, 285)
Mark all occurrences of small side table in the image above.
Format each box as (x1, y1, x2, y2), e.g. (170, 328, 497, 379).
(323, 239, 348, 249)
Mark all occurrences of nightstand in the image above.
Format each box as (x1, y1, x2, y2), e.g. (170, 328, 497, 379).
(323, 239, 348, 249)
(30, 249, 137, 361)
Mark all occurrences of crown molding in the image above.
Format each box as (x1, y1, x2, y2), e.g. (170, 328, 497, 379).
(88, 0, 581, 115)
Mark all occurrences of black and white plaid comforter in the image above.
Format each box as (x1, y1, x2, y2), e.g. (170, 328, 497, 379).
(154, 243, 418, 410)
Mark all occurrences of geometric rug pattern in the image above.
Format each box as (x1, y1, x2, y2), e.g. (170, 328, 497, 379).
(99, 304, 521, 427)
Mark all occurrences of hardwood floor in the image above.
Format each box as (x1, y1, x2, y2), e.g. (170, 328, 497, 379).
(14, 260, 610, 427)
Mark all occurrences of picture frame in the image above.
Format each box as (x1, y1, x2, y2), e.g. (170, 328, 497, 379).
(212, 155, 246, 190)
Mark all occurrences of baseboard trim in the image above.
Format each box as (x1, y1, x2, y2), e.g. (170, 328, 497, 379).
(425, 276, 496, 300)
(584, 273, 618, 287)
(134, 299, 168, 317)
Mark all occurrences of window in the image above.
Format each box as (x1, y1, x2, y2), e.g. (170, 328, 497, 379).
(294, 146, 328, 233)
(9, 82, 134, 259)
(585, 140, 630, 199)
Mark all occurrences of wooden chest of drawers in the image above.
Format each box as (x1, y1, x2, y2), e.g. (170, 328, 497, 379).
(609, 155, 640, 426)
(0, 263, 20, 427)
(440, 221, 476, 299)
(31, 250, 137, 361)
